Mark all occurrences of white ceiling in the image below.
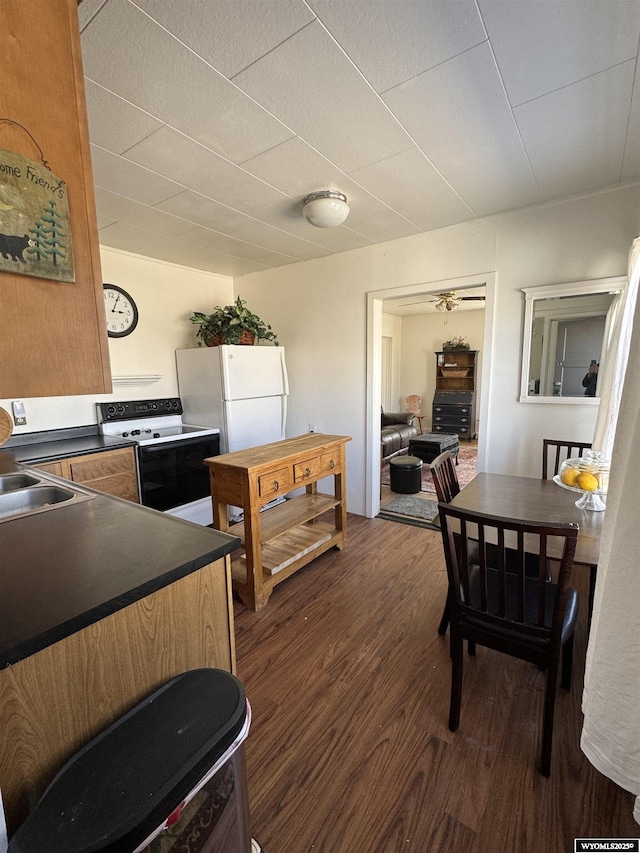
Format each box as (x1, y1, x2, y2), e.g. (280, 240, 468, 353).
(78, 0, 640, 278)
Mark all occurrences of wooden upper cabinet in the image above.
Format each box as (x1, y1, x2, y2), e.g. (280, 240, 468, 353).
(0, 0, 111, 398)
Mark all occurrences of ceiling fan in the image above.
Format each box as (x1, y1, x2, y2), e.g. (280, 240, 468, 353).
(429, 290, 486, 312)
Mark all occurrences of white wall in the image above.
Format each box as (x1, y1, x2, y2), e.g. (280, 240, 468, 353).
(381, 313, 402, 410)
(235, 182, 640, 516)
(400, 310, 486, 431)
(1, 247, 234, 433)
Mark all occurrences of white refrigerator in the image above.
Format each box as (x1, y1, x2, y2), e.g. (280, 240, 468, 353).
(176, 345, 289, 454)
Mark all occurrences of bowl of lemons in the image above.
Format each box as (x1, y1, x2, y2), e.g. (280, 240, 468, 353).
(554, 451, 610, 511)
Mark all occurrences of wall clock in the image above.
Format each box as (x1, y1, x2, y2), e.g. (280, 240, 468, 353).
(103, 284, 138, 338)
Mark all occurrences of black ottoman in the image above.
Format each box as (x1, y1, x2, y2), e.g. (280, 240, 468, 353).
(409, 432, 460, 465)
(389, 455, 423, 493)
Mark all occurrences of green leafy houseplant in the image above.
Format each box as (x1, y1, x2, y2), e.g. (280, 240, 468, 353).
(190, 296, 279, 346)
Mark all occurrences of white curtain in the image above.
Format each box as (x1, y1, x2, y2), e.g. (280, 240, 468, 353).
(592, 238, 640, 458)
(581, 236, 640, 823)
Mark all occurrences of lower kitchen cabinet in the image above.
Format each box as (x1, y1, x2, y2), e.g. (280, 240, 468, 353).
(34, 447, 139, 502)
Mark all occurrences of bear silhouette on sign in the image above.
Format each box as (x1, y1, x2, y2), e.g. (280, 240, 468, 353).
(0, 233, 31, 262)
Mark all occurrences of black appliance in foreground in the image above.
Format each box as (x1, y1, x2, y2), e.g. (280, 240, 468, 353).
(97, 398, 220, 525)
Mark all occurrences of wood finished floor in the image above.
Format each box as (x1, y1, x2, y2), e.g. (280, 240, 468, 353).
(234, 513, 637, 853)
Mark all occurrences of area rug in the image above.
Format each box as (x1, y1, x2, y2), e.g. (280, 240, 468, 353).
(381, 441, 477, 495)
(144, 762, 235, 853)
(377, 495, 440, 530)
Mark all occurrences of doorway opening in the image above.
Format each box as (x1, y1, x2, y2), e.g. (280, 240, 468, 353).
(365, 273, 496, 518)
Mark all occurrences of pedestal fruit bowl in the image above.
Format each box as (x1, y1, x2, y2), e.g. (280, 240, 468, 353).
(554, 451, 610, 511)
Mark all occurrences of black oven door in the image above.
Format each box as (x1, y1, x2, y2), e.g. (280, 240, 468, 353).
(138, 434, 220, 512)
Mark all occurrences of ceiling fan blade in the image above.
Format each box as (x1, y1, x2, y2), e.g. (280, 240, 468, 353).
(459, 296, 486, 301)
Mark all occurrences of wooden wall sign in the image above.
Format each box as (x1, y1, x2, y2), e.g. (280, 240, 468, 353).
(0, 148, 75, 282)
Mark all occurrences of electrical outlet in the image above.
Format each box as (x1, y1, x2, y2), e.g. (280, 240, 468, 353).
(12, 400, 27, 426)
(309, 423, 316, 433)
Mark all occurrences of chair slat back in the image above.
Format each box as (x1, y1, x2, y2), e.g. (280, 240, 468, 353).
(430, 450, 460, 503)
(438, 504, 578, 645)
(542, 439, 592, 479)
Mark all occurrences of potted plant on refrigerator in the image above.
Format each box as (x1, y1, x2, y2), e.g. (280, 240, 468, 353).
(190, 296, 279, 346)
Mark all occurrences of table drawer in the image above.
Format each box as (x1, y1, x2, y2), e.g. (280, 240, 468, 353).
(294, 456, 321, 483)
(258, 466, 292, 498)
(321, 450, 341, 474)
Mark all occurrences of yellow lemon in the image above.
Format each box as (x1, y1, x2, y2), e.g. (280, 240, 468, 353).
(576, 472, 599, 492)
(561, 468, 581, 487)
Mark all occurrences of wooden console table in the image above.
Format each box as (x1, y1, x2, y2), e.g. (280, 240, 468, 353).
(206, 433, 350, 610)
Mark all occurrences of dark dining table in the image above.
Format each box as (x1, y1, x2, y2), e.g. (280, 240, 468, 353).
(449, 472, 604, 611)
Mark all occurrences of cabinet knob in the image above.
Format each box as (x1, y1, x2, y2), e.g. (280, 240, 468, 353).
(305, 467, 311, 477)
(328, 459, 335, 469)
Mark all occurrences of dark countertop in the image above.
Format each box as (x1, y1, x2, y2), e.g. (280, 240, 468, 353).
(6, 425, 138, 464)
(0, 450, 240, 669)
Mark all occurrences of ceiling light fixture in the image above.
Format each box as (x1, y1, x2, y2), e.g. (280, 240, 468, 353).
(302, 190, 350, 228)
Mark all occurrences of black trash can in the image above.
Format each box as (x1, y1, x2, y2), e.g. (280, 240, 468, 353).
(389, 455, 423, 493)
(8, 669, 252, 853)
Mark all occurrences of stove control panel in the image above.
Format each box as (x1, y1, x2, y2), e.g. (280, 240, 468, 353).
(97, 398, 183, 422)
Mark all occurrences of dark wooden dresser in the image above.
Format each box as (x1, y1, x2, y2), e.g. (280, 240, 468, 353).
(432, 349, 477, 440)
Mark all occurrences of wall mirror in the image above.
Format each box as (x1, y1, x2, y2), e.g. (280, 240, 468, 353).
(520, 277, 625, 403)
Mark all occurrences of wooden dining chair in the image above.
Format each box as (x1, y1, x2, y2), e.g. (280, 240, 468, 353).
(431, 451, 552, 638)
(430, 451, 461, 636)
(542, 439, 592, 479)
(437, 503, 579, 776)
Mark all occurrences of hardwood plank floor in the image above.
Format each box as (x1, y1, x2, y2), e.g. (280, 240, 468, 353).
(234, 513, 637, 853)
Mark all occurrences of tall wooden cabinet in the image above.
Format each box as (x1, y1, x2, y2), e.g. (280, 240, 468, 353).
(0, 0, 111, 398)
(432, 349, 478, 439)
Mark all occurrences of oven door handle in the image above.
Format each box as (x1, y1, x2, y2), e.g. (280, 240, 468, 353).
(139, 437, 217, 453)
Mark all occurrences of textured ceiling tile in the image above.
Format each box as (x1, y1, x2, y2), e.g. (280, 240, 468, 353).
(124, 127, 290, 213)
(242, 137, 359, 198)
(515, 62, 635, 199)
(155, 191, 335, 260)
(84, 80, 164, 156)
(77, 0, 108, 30)
(98, 221, 268, 275)
(91, 145, 183, 206)
(383, 42, 540, 215)
(135, 0, 315, 77)
(81, 0, 294, 163)
(178, 225, 300, 267)
(233, 20, 414, 173)
(479, 0, 640, 107)
(349, 148, 474, 230)
(94, 187, 195, 238)
(309, 0, 485, 93)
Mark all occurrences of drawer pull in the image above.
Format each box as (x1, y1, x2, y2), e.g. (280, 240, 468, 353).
(304, 467, 311, 477)
(328, 459, 335, 469)
(273, 480, 279, 491)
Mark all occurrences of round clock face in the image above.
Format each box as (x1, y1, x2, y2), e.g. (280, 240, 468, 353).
(103, 284, 138, 338)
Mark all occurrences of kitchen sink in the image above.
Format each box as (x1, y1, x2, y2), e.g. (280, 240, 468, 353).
(0, 483, 96, 523)
(0, 473, 41, 493)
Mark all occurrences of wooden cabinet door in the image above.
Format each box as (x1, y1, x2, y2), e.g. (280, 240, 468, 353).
(0, 0, 111, 398)
(68, 448, 139, 503)
(32, 461, 65, 477)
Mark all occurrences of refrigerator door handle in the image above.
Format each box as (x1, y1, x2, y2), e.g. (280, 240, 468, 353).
(280, 348, 290, 396)
(281, 394, 288, 438)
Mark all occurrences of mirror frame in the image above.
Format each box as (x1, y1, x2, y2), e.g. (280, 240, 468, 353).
(520, 276, 626, 404)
